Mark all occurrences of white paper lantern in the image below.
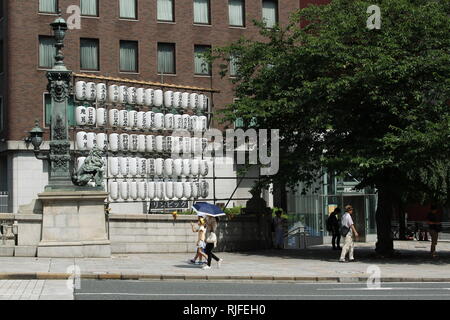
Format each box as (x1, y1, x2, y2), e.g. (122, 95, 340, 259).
(164, 159, 174, 176)
(96, 108, 107, 127)
(164, 91, 174, 108)
(129, 110, 138, 129)
(109, 133, 119, 152)
(155, 136, 164, 153)
(164, 113, 174, 130)
(172, 137, 183, 154)
(144, 88, 154, 106)
(155, 181, 164, 199)
(108, 85, 120, 103)
(182, 159, 191, 176)
(191, 182, 200, 198)
(86, 107, 96, 126)
(155, 158, 164, 176)
(201, 95, 209, 112)
(119, 85, 128, 104)
(182, 114, 191, 130)
(198, 94, 205, 111)
(130, 181, 138, 200)
(119, 133, 130, 152)
(119, 110, 129, 128)
(136, 111, 145, 129)
(109, 109, 120, 128)
(75, 106, 87, 126)
(147, 158, 155, 176)
(96, 83, 107, 102)
(191, 159, 200, 176)
(153, 89, 163, 107)
(173, 92, 182, 108)
(86, 132, 97, 150)
(136, 88, 145, 105)
(86, 82, 97, 101)
(165, 136, 174, 153)
(190, 137, 200, 155)
(137, 135, 146, 153)
(129, 157, 138, 176)
(76, 157, 86, 171)
(145, 111, 154, 129)
(174, 114, 183, 130)
(138, 157, 147, 176)
(201, 138, 208, 153)
(165, 181, 174, 199)
(76, 131, 88, 151)
(109, 157, 120, 177)
(198, 115, 207, 132)
(173, 159, 183, 177)
(181, 92, 190, 109)
(189, 93, 199, 109)
(119, 157, 130, 177)
(109, 181, 120, 201)
(146, 135, 155, 153)
(130, 134, 138, 152)
(154, 113, 164, 130)
(127, 87, 137, 105)
(190, 115, 198, 132)
(147, 181, 156, 200)
(182, 137, 191, 154)
(200, 160, 209, 176)
(138, 181, 148, 200)
(200, 181, 209, 198)
(120, 180, 130, 200)
(183, 182, 192, 199)
(174, 182, 184, 199)
(75, 81, 87, 101)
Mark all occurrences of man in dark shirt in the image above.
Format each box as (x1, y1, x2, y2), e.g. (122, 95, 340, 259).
(427, 205, 442, 258)
(327, 208, 342, 250)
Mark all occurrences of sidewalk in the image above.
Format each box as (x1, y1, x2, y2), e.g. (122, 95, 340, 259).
(1, 241, 450, 283)
(0, 280, 73, 300)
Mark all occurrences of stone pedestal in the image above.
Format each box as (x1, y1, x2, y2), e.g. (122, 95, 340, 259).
(37, 191, 111, 258)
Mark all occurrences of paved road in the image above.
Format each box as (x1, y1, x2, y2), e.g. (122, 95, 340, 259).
(74, 280, 450, 300)
(0, 280, 73, 300)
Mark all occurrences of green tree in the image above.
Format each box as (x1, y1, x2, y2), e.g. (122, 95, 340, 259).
(213, 0, 450, 255)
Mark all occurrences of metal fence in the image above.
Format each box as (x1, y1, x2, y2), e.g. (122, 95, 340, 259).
(0, 192, 9, 213)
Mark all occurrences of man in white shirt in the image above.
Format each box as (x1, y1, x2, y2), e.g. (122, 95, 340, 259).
(339, 205, 359, 262)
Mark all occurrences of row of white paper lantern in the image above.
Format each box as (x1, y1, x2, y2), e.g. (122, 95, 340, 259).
(77, 157, 210, 177)
(76, 132, 209, 154)
(75, 106, 208, 131)
(75, 81, 209, 111)
(108, 180, 210, 201)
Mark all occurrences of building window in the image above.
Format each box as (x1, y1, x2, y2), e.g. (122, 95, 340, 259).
(228, 0, 245, 27)
(157, 0, 174, 22)
(120, 40, 138, 72)
(193, 0, 210, 25)
(229, 54, 238, 77)
(194, 45, 211, 76)
(39, 0, 58, 13)
(80, 38, 99, 71)
(80, 0, 98, 17)
(120, 0, 137, 19)
(39, 36, 56, 69)
(262, 0, 277, 28)
(157, 43, 175, 74)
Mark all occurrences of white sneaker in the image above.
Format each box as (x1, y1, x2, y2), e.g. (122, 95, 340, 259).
(202, 265, 211, 270)
(217, 259, 223, 268)
(339, 258, 346, 262)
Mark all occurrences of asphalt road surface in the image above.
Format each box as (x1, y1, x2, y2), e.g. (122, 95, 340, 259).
(74, 280, 450, 300)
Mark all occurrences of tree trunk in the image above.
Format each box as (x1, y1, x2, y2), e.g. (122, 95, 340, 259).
(375, 187, 395, 255)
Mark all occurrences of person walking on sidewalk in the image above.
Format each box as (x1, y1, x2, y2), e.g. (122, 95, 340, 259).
(273, 209, 285, 249)
(327, 207, 342, 250)
(339, 205, 359, 262)
(427, 204, 442, 258)
(203, 216, 223, 270)
(189, 218, 208, 265)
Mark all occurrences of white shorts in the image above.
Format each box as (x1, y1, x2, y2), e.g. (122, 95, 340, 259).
(197, 240, 206, 249)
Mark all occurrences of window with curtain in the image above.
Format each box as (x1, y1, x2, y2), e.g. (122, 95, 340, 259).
(229, 54, 238, 77)
(120, 0, 137, 19)
(157, 43, 175, 74)
(80, 38, 99, 70)
(39, 36, 56, 69)
(262, 0, 277, 28)
(194, 45, 211, 76)
(80, 0, 98, 16)
(39, 0, 58, 13)
(120, 41, 138, 72)
(228, 0, 245, 27)
(157, 0, 174, 21)
(193, 0, 210, 24)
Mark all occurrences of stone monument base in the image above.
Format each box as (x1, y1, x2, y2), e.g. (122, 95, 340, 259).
(37, 191, 111, 258)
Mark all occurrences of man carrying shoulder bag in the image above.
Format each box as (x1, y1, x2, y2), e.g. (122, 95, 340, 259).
(339, 205, 359, 262)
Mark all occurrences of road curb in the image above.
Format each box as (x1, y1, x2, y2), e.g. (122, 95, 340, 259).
(0, 273, 449, 283)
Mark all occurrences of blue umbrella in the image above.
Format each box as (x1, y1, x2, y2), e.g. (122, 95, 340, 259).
(192, 202, 226, 217)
